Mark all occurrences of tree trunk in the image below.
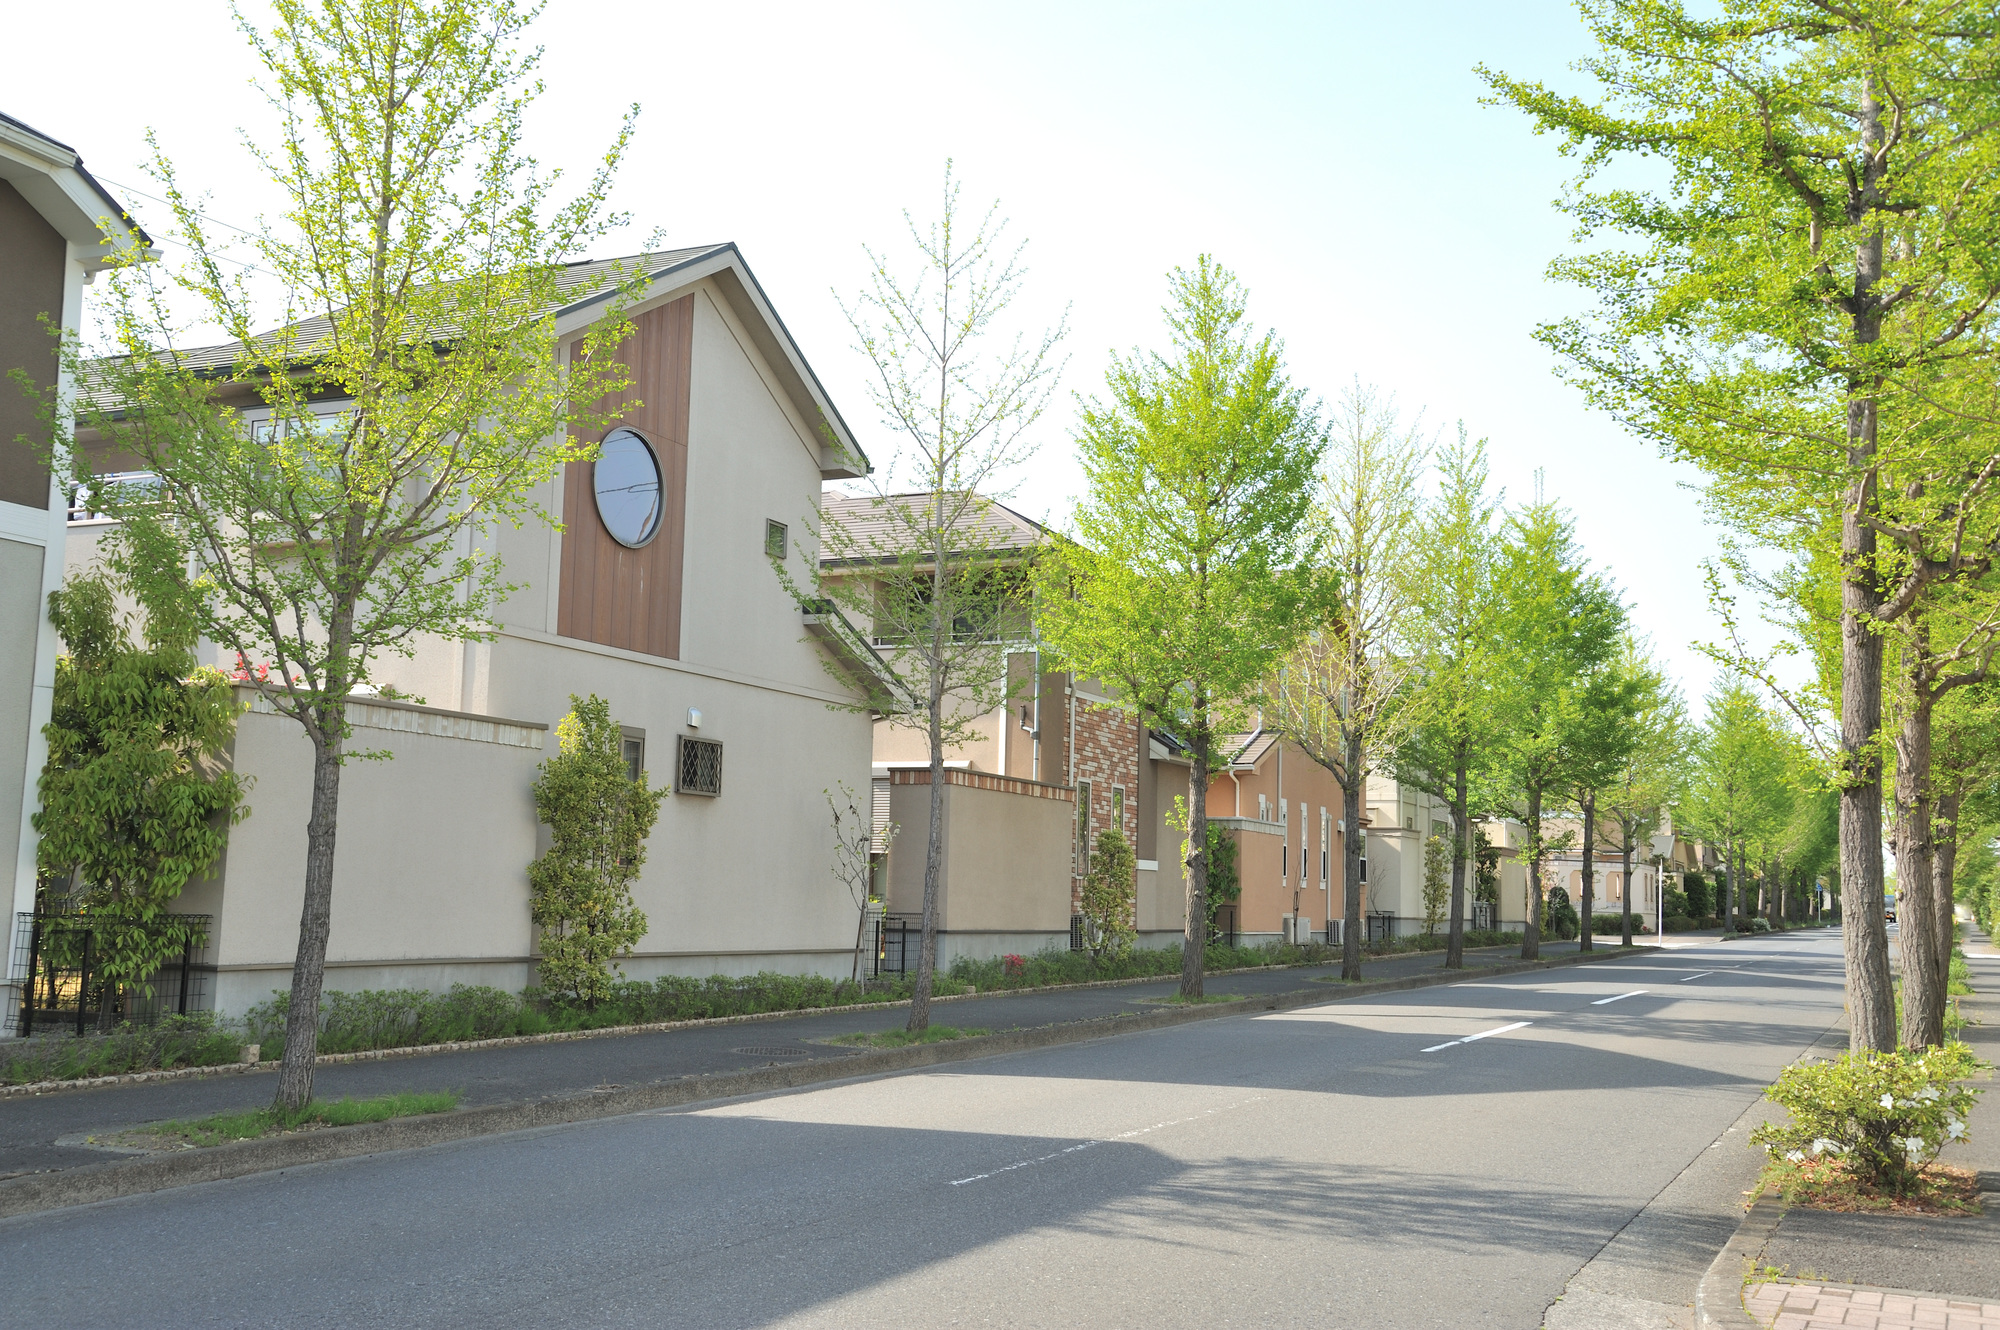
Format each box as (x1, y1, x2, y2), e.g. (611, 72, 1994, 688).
(1182, 706, 1211, 1000)
(1620, 834, 1634, 947)
(1339, 730, 1364, 981)
(1934, 791, 1961, 979)
(1445, 756, 1468, 969)
(94, 970, 117, 1035)
(1894, 695, 1944, 1049)
(1837, 74, 1898, 1055)
(1521, 783, 1543, 961)
(1723, 844, 1735, 934)
(1579, 794, 1596, 952)
(906, 690, 948, 1033)
(275, 720, 345, 1111)
(852, 892, 869, 986)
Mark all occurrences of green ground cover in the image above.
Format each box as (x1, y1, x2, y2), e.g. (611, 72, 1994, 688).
(135, 1090, 461, 1148)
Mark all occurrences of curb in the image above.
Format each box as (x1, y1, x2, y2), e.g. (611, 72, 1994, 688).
(0, 945, 1640, 1219)
(1692, 1011, 1855, 1329)
(1696, 1187, 1785, 1328)
(0, 945, 1530, 1101)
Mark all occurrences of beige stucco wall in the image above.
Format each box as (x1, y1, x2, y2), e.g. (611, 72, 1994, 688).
(0, 537, 43, 929)
(872, 705, 1004, 771)
(883, 777, 1073, 955)
(204, 696, 547, 1014)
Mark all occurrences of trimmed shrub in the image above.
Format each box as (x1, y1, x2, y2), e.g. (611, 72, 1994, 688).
(1542, 887, 1579, 941)
(0, 1013, 245, 1085)
(1751, 1044, 1986, 1195)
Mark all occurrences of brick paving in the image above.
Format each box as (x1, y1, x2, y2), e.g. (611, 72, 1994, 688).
(1746, 1281, 2000, 1329)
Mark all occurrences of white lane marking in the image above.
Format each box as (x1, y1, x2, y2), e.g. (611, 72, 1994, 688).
(1421, 1020, 1532, 1053)
(1591, 990, 1648, 1005)
(1679, 972, 1713, 981)
(947, 1097, 1263, 1186)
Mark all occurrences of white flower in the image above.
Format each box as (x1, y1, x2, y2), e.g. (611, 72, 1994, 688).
(1785, 1150, 1805, 1162)
(1810, 1138, 1845, 1156)
(1915, 1086, 1941, 1103)
(1880, 1094, 1895, 1109)
(1903, 1136, 1926, 1161)
(1946, 1120, 1966, 1140)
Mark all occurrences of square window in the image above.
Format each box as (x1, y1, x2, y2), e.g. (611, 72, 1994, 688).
(766, 519, 789, 560)
(621, 735, 645, 783)
(677, 737, 723, 796)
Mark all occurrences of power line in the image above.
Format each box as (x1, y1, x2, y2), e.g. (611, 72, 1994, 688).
(95, 174, 264, 241)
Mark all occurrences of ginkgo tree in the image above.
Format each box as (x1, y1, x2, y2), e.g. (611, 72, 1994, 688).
(1036, 258, 1326, 999)
(1484, 0, 2000, 1051)
(65, 0, 642, 1109)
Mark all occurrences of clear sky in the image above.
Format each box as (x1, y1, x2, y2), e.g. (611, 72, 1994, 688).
(11, 0, 1767, 709)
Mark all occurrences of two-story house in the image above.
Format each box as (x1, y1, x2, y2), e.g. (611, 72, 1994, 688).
(58, 244, 891, 1017)
(1, 111, 149, 1032)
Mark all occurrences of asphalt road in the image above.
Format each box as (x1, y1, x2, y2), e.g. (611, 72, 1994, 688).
(0, 932, 1846, 1329)
(0, 941, 1558, 1179)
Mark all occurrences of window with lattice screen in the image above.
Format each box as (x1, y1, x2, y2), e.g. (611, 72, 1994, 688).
(677, 737, 723, 796)
(870, 779, 892, 852)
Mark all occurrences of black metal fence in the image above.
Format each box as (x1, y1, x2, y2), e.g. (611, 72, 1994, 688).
(873, 916, 918, 977)
(10, 912, 215, 1038)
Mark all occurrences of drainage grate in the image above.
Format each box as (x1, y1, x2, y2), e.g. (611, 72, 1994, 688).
(732, 1046, 818, 1058)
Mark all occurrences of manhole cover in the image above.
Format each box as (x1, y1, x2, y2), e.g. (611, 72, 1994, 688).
(732, 1046, 818, 1058)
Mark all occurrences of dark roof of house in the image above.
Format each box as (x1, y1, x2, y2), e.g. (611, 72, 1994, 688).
(97, 246, 727, 379)
(0, 109, 153, 248)
(73, 245, 869, 476)
(818, 490, 1046, 565)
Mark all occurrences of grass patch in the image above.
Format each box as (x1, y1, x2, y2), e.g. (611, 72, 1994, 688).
(141, 1090, 460, 1147)
(828, 1025, 989, 1048)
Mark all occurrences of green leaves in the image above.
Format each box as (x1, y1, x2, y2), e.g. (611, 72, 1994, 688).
(34, 570, 247, 987)
(528, 694, 663, 1005)
(1489, 498, 1629, 809)
(72, 0, 643, 750)
(1751, 1044, 1986, 1197)
(1036, 258, 1326, 748)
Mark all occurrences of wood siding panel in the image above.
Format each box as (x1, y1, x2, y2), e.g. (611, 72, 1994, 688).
(557, 295, 694, 658)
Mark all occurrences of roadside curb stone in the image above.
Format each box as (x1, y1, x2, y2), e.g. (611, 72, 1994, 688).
(0, 945, 1641, 1219)
(1696, 1187, 1786, 1328)
(0, 947, 1529, 1101)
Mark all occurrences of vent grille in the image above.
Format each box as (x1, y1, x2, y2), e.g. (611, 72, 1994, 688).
(677, 736, 723, 796)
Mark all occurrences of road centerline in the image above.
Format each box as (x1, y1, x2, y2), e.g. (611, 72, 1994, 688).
(946, 1096, 1264, 1187)
(1590, 990, 1648, 1005)
(1421, 1019, 1532, 1053)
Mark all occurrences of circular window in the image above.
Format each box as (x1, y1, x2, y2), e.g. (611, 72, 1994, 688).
(593, 428, 662, 548)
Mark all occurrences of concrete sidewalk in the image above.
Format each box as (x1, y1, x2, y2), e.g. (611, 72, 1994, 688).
(0, 939, 1578, 1181)
(1734, 918, 2000, 1328)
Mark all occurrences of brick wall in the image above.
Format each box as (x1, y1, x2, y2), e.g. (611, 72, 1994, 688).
(1069, 695, 1140, 911)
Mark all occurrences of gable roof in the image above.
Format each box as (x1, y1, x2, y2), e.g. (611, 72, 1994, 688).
(0, 110, 152, 262)
(817, 490, 1046, 567)
(76, 242, 870, 480)
(555, 244, 868, 481)
(1219, 730, 1281, 770)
